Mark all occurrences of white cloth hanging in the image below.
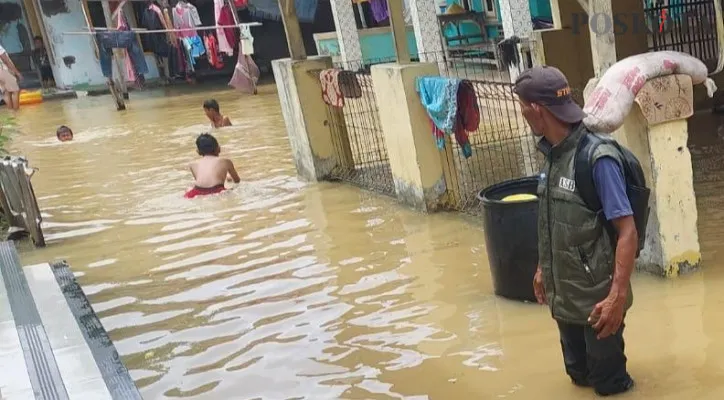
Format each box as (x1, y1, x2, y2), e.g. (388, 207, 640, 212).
(240, 25, 254, 55)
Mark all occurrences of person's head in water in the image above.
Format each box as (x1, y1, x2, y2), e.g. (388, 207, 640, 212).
(33, 36, 44, 49)
(196, 133, 220, 157)
(513, 66, 586, 142)
(203, 99, 221, 121)
(56, 126, 73, 142)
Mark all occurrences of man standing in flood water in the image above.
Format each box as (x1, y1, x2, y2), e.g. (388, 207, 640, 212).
(513, 66, 637, 396)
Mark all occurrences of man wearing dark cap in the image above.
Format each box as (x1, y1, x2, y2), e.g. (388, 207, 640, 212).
(514, 66, 637, 396)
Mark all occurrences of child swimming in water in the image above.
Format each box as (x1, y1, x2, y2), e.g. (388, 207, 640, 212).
(56, 126, 73, 142)
(203, 99, 232, 128)
(185, 133, 240, 199)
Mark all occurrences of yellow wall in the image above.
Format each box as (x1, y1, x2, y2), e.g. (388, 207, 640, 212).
(371, 62, 448, 211)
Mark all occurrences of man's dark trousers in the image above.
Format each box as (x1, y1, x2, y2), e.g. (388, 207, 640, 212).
(556, 320, 634, 396)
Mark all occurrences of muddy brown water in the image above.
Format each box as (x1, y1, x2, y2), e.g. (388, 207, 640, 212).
(7, 87, 724, 399)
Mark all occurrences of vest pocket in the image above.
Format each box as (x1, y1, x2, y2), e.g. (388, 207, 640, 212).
(577, 246, 596, 285)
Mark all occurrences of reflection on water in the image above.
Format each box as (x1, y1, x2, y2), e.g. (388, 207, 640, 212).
(8, 86, 724, 399)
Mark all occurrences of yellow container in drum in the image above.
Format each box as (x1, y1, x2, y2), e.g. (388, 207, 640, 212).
(501, 193, 538, 202)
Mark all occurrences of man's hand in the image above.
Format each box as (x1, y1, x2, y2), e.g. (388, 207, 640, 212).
(589, 289, 626, 339)
(533, 266, 546, 304)
(14, 71, 23, 82)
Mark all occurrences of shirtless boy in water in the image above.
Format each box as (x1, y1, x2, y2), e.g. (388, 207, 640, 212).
(203, 99, 232, 128)
(185, 133, 240, 199)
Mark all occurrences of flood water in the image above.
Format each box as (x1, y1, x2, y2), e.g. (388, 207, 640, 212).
(7, 86, 724, 399)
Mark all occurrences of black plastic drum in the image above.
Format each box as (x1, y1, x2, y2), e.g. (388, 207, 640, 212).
(478, 177, 540, 302)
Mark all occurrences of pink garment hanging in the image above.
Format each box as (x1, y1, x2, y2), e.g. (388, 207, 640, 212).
(229, 53, 259, 94)
(214, 0, 234, 56)
(173, 5, 197, 38)
(116, 11, 137, 83)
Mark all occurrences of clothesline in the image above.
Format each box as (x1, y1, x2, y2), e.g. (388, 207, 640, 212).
(62, 23, 261, 36)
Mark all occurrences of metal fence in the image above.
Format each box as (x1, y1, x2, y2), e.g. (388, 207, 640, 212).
(644, 0, 719, 71)
(322, 59, 396, 197)
(419, 52, 543, 215)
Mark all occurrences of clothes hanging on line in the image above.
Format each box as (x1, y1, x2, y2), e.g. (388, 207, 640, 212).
(248, 0, 318, 23)
(366, 0, 411, 24)
(417, 76, 459, 133)
(163, 8, 178, 43)
(168, 38, 191, 77)
(416, 76, 478, 158)
(204, 34, 224, 69)
(96, 31, 149, 80)
(116, 11, 139, 84)
(181, 36, 206, 66)
(446, 80, 477, 158)
(320, 69, 364, 107)
(179, 0, 202, 25)
(229, 53, 259, 94)
(240, 25, 254, 55)
(141, 4, 171, 57)
(214, 0, 234, 56)
(370, 0, 389, 23)
(320, 69, 345, 108)
(218, 4, 238, 53)
(173, 1, 202, 38)
(149, 4, 165, 23)
(497, 35, 521, 69)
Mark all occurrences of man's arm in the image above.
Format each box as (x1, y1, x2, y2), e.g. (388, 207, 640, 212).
(588, 156, 637, 339)
(226, 159, 241, 183)
(223, 117, 232, 127)
(609, 216, 637, 300)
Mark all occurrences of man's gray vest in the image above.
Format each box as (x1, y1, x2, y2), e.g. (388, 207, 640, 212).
(537, 123, 634, 325)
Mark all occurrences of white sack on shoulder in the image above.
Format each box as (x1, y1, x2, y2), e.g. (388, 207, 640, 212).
(583, 51, 718, 133)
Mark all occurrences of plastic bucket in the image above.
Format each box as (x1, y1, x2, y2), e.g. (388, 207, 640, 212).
(478, 176, 539, 302)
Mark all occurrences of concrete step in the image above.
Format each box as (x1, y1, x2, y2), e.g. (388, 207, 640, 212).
(0, 242, 141, 399)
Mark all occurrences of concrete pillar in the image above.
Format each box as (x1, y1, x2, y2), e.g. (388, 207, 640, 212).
(588, 0, 616, 76)
(498, 0, 536, 175)
(371, 63, 450, 211)
(498, 0, 533, 80)
(272, 56, 344, 181)
(329, 0, 363, 62)
(587, 0, 649, 77)
(605, 75, 701, 276)
(531, 0, 593, 104)
(409, 0, 444, 63)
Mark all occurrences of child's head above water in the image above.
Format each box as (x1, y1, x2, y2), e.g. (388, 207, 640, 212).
(203, 99, 220, 120)
(57, 126, 73, 142)
(196, 133, 220, 156)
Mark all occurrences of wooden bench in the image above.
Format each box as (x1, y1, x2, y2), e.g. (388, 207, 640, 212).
(438, 11, 501, 67)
